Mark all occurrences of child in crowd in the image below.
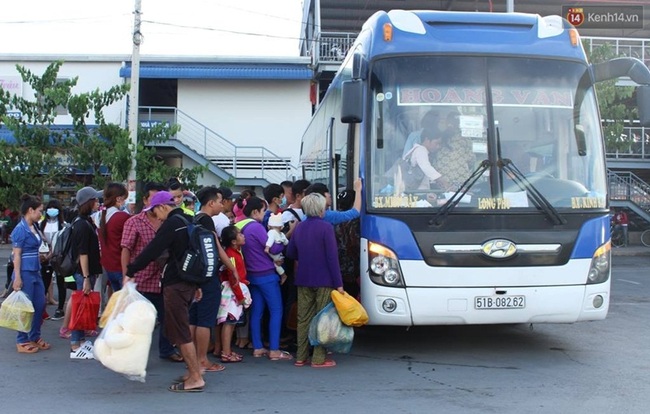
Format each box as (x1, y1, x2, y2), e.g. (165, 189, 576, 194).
(265, 213, 288, 284)
(218, 225, 250, 362)
(232, 190, 255, 223)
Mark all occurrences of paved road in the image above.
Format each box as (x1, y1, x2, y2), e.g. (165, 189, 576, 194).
(1, 245, 649, 413)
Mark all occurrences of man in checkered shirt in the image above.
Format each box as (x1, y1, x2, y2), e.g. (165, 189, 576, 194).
(120, 182, 184, 363)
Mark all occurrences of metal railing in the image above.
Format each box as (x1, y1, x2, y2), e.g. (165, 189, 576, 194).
(312, 32, 357, 63)
(606, 126, 650, 160)
(582, 36, 650, 63)
(608, 170, 650, 212)
(138, 106, 298, 184)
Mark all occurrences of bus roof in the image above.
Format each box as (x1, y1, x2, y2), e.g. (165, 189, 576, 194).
(359, 10, 586, 61)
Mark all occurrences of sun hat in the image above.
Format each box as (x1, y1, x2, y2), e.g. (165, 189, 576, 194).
(268, 213, 283, 228)
(76, 186, 102, 206)
(142, 191, 176, 212)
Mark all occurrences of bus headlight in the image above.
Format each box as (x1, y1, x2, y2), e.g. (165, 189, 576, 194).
(587, 241, 611, 284)
(368, 242, 404, 287)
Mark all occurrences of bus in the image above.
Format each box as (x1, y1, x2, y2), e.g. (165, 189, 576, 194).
(299, 10, 650, 326)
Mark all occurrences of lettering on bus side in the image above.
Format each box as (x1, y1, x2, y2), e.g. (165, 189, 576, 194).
(571, 197, 606, 209)
(373, 195, 421, 208)
(398, 87, 572, 108)
(477, 198, 511, 210)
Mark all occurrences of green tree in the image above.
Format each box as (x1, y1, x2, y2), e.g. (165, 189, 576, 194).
(135, 122, 208, 191)
(0, 61, 207, 208)
(585, 42, 636, 154)
(66, 83, 132, 188)
(0, 62, 71, 208)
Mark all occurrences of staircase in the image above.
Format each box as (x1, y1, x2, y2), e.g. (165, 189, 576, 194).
(139, 106, 298, 185)
(608, 169, 650, 226)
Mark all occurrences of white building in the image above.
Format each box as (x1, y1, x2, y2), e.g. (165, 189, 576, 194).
(0, 53, 313, 191)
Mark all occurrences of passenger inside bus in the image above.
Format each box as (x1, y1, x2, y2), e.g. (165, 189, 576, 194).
(433, 111, 476, 190)
(402, 109, 443, 157)
(399, 126, 450, 192)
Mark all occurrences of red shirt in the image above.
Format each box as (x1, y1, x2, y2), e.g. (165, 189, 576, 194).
(616, 212, 629, 225)
(221, 246, 248, 302)
(120, 211, 163, 293)
(98, 208, 130, 272)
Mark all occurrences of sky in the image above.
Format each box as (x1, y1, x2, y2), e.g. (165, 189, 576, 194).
(0, 0, 305, 57)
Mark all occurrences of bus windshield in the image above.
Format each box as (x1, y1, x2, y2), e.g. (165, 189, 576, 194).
(369, 56, 607, 212)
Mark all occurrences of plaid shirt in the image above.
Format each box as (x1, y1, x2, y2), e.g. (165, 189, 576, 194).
(120, 211, 163, 293)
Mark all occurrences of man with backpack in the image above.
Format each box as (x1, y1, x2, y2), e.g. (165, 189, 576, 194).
(124, 191, 204, 393)
(189, 186, 240, 373)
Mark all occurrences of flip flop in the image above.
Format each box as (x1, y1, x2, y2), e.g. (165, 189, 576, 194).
(168, 383, 204, 393)
(311, 359, 337, 368)
(268, 350, 293, 361)
(202, 363, 226, 372)
(162, 353, 184, 363)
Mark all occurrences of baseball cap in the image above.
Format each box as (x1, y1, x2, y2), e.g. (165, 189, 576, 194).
(75, 186, 102, 206)
(142, 191, 176, 212)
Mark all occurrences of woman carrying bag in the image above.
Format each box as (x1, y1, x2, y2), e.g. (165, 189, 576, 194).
(10, 194, 50, 353)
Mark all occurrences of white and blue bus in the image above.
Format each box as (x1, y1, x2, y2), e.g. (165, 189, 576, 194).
(300, 10, 650, 326)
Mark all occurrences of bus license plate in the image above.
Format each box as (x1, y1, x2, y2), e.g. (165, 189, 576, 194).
(475, 295, 525, 310)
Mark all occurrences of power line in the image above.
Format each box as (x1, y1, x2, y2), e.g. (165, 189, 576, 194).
(142, 19, 308, 43)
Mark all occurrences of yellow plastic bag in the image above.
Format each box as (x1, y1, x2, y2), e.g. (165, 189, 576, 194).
(0, 290, 35, 332)
(99, 285, 127, 328)
(330, 290, 369, 327)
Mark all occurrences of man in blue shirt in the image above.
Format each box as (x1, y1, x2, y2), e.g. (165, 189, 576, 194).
(304, 178, 362, 226)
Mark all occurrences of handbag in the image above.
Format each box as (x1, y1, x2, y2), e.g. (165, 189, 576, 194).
(398, 149, 425, 191)
(331, 290, 369, 327)
(68, 291, 100, 331)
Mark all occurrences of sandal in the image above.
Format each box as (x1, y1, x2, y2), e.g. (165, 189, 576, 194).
(31, 338, 51, 350)
(311, 359, 337, 368)
(221, 352, 243, 363)
(162, 353, 184, 363)
(202, 363, 226, 372)
(268, 350, 293, 361)
(17, 343, 39, 354)
(294, 359, 309, 367)
(253, 348, 269, 358)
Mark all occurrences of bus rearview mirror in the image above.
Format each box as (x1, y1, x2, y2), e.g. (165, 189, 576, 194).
(341, 80, 363, 123)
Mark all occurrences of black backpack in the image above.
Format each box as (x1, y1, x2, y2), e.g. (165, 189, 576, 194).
(50, 217, 80, 277)
(176, 215, 218, 285)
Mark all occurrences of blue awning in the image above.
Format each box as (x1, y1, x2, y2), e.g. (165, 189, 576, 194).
(120, 63, 313, 80)
(0, 124, 99, 144)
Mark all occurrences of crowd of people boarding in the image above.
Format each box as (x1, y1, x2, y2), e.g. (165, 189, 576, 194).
(2, 176, 362, 393)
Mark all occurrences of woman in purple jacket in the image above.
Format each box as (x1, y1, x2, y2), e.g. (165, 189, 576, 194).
(286, 193, 344, 368)
(237, 197, 292, 361)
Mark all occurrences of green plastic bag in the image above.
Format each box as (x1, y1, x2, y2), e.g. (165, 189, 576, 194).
(0, 291, 35, 332)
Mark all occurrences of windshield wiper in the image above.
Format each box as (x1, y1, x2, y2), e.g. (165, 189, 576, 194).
(430, 160, 491, 226)
(499, 158, 566, 225)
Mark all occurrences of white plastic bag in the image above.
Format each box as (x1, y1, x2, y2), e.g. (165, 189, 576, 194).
(93, 283, 157, 382)
(0, 291, 35, 332)
(308, 302, 354, 354)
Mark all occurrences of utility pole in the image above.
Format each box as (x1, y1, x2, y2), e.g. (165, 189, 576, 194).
(127, 0, 142, 205)
(506, 0, 514, 13)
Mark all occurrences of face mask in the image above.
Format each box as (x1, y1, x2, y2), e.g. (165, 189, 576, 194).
(118, 204, 128, 212)
(279, 196, 287, 208)
(46, 208, 59, 218)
